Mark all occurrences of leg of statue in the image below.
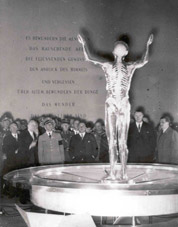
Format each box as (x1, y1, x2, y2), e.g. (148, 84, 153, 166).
(105, 102, 118, 180)
(117, 102, 130, 180)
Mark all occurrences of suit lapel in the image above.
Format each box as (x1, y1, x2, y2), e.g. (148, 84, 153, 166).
(157, 130, 163, 143)
(140, 122, 145, 133)
(9, 134, 17, 143)
(134, 122, 140, 134)
(27, 130, 34, 141)
(161, 127, 171, 139)
(76, 134, 82, 141)
(82, 133, 87, 140)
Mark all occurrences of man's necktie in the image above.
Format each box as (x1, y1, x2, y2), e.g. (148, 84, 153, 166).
(49, 133, 51, 139)
(138, 124, 141, 132)
(33, 132, 36, 140)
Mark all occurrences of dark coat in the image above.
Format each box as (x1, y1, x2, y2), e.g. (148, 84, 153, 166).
(69, 133, 98, 163)
(93, 131, 109, 163)
(99, 133, 109, 163)
(128, 122, 156, 163)
(18, 130, 38, 167)
(2, 133, 20, 174)
(0, 128, 10, 138)
(61, 130, 74, 163)
(157, 127, 178, 164)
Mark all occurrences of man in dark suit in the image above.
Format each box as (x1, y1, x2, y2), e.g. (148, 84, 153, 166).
(2, 122, 19, 197)
(2, 122, 19, 174)
(128, 110, 156, 163)
(92, 120, 109, 163)
(0, 116, 12, 196)
(19, 120, 39, 168)
(69, 122, 98, 163)
(60, 118, 74, 163)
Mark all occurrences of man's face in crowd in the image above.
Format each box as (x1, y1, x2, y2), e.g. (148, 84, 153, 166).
(73, 120, 80, 130)
(10, 123, 18, 134)
(45, 122, 54, 132)
(78, 123, 86, 133)
(28, 120, 38, 132)
(70, 119, 74, 128)
(134, 112, 144, 123)
(95, 122, 103, 132)
(15, 120, 21, 130)
(86, 127, 92, 133)
(2, 119, 10, 129)
(21, 121, 27, 130)
(61, 123, 69, 132)
(39, 117, 45, 127)
(160, 118, 169, 131)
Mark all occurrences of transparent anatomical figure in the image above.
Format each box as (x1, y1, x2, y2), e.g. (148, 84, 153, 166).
(78, 33, 153, 181)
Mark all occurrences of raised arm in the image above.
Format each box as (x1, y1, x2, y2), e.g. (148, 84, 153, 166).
(135, 34, 154, 69)
(78, 34, 104, 67)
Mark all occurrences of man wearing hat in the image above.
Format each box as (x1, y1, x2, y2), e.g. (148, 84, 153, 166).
(38, 117, 64, 165)
(61, 119, 74, 163)
(0, 116, 12, 137)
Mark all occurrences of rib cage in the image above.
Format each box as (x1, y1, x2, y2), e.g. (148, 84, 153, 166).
(105, 63, 130, 99)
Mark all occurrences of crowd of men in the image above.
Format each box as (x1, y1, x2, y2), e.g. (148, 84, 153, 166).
(1, 109, 178, 198)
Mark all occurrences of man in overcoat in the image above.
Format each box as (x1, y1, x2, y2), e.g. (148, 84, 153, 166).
(157, 116, 178, 164)
(128, 110, 156, 163)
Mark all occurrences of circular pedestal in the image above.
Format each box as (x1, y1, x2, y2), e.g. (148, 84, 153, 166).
(4, 164, 178, 217)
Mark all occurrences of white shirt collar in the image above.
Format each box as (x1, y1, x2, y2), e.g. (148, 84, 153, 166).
(80, 132, 85, 137)
(46, 131, 53, 136)
(136, 122, 143, 127)
(12, 133, 18, 138)
(73, 129, 79, 134)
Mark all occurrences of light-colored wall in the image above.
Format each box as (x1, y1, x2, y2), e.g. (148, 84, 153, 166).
(0, 0, 178, 125)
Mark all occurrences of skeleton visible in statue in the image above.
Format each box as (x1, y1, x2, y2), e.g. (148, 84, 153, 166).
(78, 34, 153, 181)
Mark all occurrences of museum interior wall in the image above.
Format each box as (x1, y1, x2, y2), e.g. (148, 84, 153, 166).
(0, 0, 178, 124)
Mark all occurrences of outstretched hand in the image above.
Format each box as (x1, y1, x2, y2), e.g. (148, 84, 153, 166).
(147, 34, 154, 45)
(77, 34, 85, 46)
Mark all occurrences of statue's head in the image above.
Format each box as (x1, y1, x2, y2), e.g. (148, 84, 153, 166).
(112, 41, 128, 57)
